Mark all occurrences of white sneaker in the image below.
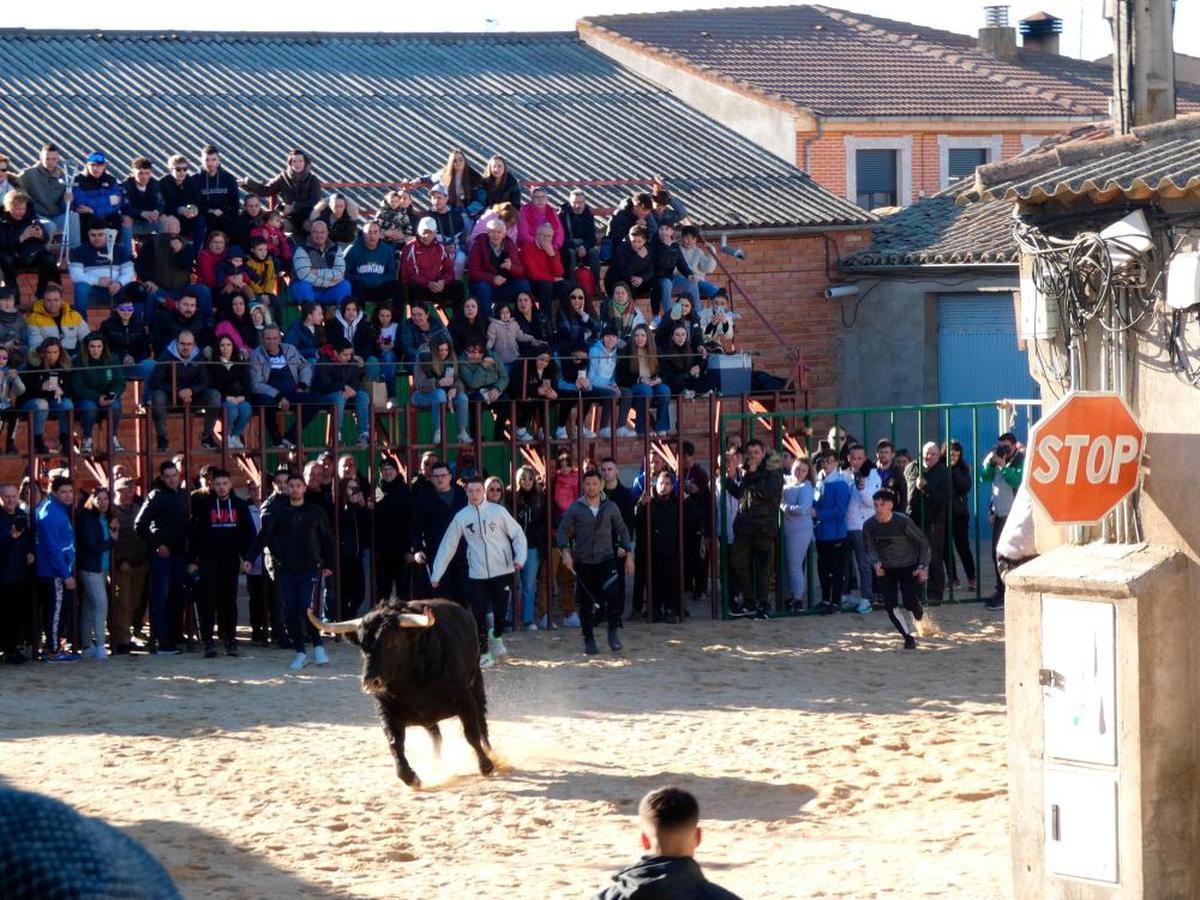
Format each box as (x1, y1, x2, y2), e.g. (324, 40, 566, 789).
(597, 426, 611, 438)
(313, 645, 329, 666)
(479, 651, 495, 669)
(524, 622, 538, 632)
(111, 436, 124, 453)
(81, 437, 93, 455)
(554, 426, 568, 440)
(538, 614, 549, 630)
(288, 651, 310, 671)
(515, 427, 534, 442)
(490, 636, 508, 658)
(617, 426, 637, 438)
(355, 432, 370, 449)
(457, 429, 472, 444)
(580, 427, 596, 439)
(226, 435, 244, 450)
(682, 389, 696, 400)
(855, 597, 873, 614)
(432, 428, 441, 443)
(562, 611, 581, 628)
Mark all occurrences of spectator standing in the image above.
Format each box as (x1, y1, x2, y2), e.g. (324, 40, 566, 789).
(35, 475, 77, 661)
(723, 440, 783, 619)
(812, 450, 851, 615)
(76, 486, 114, 659)
(135, 460, 189, 654)
(980, 432, 1023, 611)
(238, 149, 322, 235)
(841, 443, 880, 614)
(292, 220, 350, 307)
(781, 457, 815, 611)
(0, 482, 33, 663)
(244, 480, 271, 647)
(14, 144, 69, 239)
(635, 469, 682, 623)
(110, 477, 147, 654)
(512, 465, 547, 629)
(337, 478, 371, 617)
(557, 468, 634, 654)
(430, 476, 527, 668)
(374, 457, 412, 603)
(410, 461, 468, 602)
(595, 786, 741, 900)
(905, 441, 952, 603)
(875, 439, 907, 510)
(251, 472, 335, 671)
(864, 488, 932, 650)
(680, 441, 711, 603)
(188, 468, 255, 658)
(946, 440, 977, 591)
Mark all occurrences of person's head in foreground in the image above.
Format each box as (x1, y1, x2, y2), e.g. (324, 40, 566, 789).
(596, 786, 741, 899)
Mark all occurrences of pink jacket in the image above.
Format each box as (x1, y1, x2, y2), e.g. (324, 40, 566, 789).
(517, 204, 564, 250)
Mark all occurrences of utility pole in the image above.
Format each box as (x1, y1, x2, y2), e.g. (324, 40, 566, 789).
(1106, 0, 1177, 133)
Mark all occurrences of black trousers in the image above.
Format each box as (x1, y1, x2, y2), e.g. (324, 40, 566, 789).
(339, 551, 365, 619)
(375, 553, 409, 604)
(246, 572, 270, 642)
(878, 565, 924, 638)
(467, 575, 512, 654)
(198, 555, 241, 646)
(0, 577, 30, 656)
(407, 281, 465, 311)
(992, 514, 1007, 601)
(922, 520, 946, 601)
(945, 514, 977, 583)
(815, 538, 847, 607)
(576, 559, 621, 642)
(0, 244, 58, 297)
(730, 529, 775, 609)
(349, 280, 404, 309)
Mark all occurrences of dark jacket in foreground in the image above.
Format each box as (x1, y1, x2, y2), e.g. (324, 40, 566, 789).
(134, 478, 190, 553)
(189, 492, 256, 561)
(723, 453, 784, 537)
(251, 499, 335, 576)
(595, 856, 741, 900)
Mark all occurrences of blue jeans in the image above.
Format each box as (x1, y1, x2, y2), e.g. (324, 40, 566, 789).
(149, 551, 189, 646)
(290, 279, 351, 305)
(75, 396, 122, 440)
(313, 389, 370, 437)
(844, 529, 873, 599)
(72, 284, 116, 318)
(654, 275, 700, 316)
(365, 351, 399, 398)
(621, 383, 671, 434)
(412, 388, 468, 431)
(696, 279, 722, 300)
(20, 396, 73, 437)
(469, 278, 531, 318)
(520, 547, 540, 625)
(146, 285, 213, 323)
(130, 358, 157, 381)
(277, 570, 321, 655)
(222, 399, 252, 437)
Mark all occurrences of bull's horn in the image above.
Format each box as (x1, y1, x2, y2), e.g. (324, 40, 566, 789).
(398, 608, 436, 629)
(308, 609, 361, 634)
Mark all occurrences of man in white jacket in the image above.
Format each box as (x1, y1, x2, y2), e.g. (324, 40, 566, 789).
(841, 443, 881, 614)
(430, 476, 527, 668)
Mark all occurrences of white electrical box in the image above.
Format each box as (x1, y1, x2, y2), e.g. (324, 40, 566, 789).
(1045, 764, 1119, 883)
(1102, 209, 1153, 268)
(1019, 253, 1059, 339)
(1041, 596, 1117, 766)
(1167, 244, 1200, 311)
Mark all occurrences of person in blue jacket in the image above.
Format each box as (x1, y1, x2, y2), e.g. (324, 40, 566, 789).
(35, 474, 77, 661)
(71, 151, 124, 234)
(813, 449, 852, 615)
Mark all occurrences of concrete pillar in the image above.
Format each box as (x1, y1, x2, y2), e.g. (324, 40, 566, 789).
(1006, 543, 1198, 898)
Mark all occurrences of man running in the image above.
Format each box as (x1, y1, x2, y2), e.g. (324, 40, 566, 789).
(863, 488, 931, 650)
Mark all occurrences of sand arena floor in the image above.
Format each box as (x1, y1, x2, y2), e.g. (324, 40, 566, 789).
(0, 603, 1009, 898)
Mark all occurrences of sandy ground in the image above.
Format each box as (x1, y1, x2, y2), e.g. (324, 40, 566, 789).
(0, 603, 1009, 899)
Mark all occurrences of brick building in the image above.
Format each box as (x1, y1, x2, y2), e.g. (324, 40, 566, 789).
(579, 4, 1200, 210)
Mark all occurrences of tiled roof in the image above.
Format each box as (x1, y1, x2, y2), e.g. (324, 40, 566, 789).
(0, 29, 873, 230)
(580, 4, 1200, 119)
(839, 186, 1018, 269)
(969, 113, 1200, 206)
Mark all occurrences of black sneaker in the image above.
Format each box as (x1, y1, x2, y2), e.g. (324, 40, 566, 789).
(200, 436, 219, 451)
(751, 607, 770, 621)
(583, 637, 599, 655)
(156, 436, 169, 452)
(157, 644, 181, 656)
(984, 597, 1005, 611)
(816, 601, 836, 616)
(663, 611, 679, 624)
(225, 642, 238, 657)
(607, 627, 622, 652)
(728, 601, 748, 618)
(904, 635, 917, 650)
(34, 437, 49, 455)
(204, 642, 218, 659)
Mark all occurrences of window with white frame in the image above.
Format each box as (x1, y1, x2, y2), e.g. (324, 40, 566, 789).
(938, 135, 1004, 189)
(845, 136, 912, 209)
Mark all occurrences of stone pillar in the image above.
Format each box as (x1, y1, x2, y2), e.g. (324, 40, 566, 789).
(1006, 543, 1198, 898)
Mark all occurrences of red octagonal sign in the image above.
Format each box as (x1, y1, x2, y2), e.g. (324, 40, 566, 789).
(1026, 391, 1146, 526)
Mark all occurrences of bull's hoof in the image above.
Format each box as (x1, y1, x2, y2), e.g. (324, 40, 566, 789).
(479, 757, 496, 777)
(399, 769, 421, 788)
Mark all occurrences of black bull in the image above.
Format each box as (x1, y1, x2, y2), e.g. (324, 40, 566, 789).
(309, 599, 494, 787)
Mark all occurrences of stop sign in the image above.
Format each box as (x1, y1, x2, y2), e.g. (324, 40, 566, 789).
(1026, 391, 1145, 525)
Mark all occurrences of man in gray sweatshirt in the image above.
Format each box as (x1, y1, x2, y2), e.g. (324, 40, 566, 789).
(557, 468, 634, 655)
(863, 488, 931, 650)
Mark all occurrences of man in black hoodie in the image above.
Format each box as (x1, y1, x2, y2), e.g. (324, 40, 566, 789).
(188, 469, 256, 658)
(410, 460, 467, 602)
(188, 145, 239, 235)
(595, 787, 740, 900)
(0, 482, 33, 663)
(374, 456, 412, 603)
(134, 460, 190, 654)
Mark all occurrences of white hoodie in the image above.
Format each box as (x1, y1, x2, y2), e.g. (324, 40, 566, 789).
(431, 500, 528, 583)
(843, 467, 881, 531)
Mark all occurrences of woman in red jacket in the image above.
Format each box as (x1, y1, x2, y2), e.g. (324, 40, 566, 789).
(195, 231, 228, 293)
(520, 222, 575, 312)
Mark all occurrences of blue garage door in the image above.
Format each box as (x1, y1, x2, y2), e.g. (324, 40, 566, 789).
(938, 293, 1040, 531)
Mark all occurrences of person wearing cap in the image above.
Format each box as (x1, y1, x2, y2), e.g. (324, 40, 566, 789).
(70, 331, 126, 455)
(119, 157, 164, 250)
(67, 220, 135, 318)
(586, 324, 623, 437)
(238, 149, 322, 236)
(401, 217, 465, 309)
(342, 221, 401, 307)
(71, 151, 124, 235)
(310, 335, 371, 450)
(290, 219, 350, 306)
(467, 217, 530, 319)
(425, 183, 468, 279)
(187, 144, 240, 234)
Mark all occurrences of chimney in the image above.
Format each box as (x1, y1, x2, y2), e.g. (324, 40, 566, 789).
(978, 5, 1017, 61)
(1020, 11, 1062, 54)
(1107, 0, 1176, 132)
